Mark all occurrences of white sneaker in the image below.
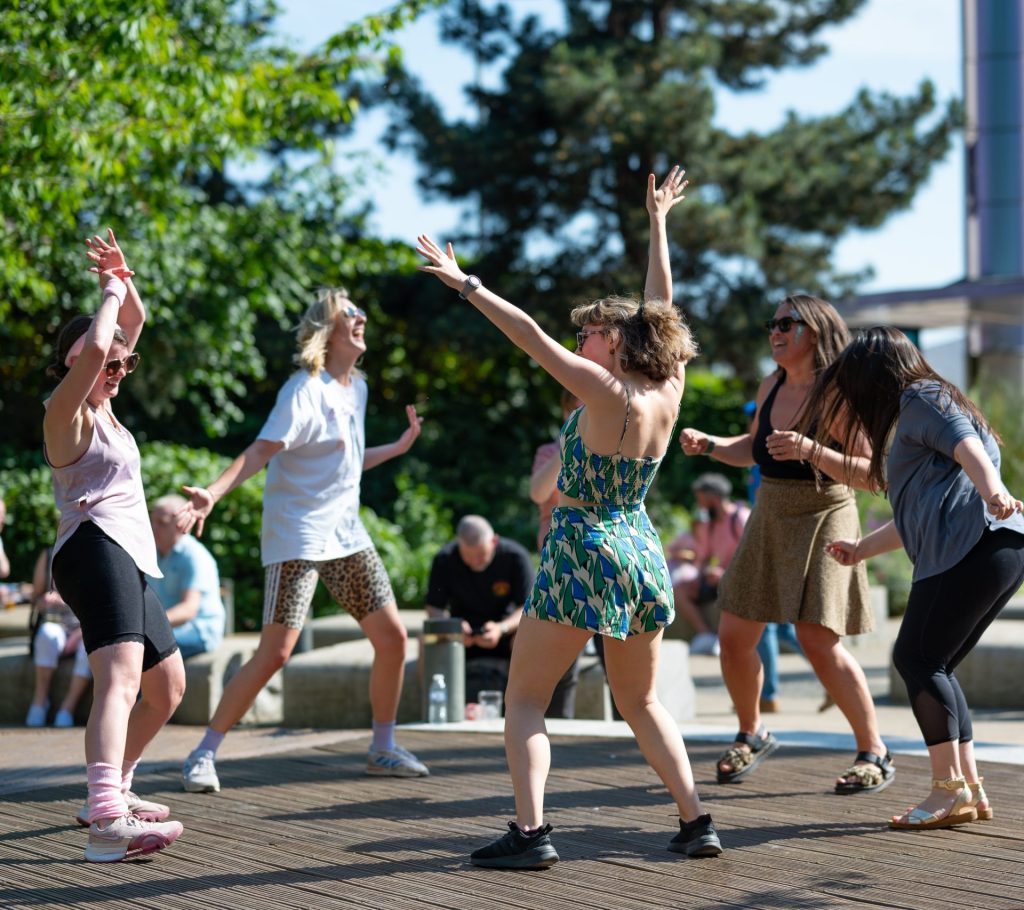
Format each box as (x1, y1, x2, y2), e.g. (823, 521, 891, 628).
(366, 745, 429, 777)
(690, 632, 721, 657)
(182, 749, 220, 793)
(76, 791, 172, 827)
(84, 813, 183, 863)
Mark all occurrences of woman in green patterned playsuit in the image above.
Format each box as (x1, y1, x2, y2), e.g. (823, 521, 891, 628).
(416, 165, 722, 869)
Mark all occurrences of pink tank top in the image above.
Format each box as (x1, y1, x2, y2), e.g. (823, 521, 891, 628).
(48, 405, 161, 578)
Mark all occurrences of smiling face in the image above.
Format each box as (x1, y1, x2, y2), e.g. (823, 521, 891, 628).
(328, 303, 367, 361)
(767, 301, 817, 370)
(86, 339, 132, 404)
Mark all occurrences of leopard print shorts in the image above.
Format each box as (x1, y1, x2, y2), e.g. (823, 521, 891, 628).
(262, 547, 396, 629)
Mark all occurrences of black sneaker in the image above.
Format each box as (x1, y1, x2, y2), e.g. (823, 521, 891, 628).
(667, 813, 723, 858)
(470, 821, 560, 869)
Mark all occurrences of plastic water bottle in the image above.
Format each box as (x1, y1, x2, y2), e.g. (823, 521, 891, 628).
(428, 673, 448, 724)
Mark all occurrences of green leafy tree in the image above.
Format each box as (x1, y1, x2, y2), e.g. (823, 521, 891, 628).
(0, 0, 439, 450)
(384, 0, 961, 386)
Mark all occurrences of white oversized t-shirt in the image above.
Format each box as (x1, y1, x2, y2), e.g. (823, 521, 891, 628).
(257, 370, 372, 566)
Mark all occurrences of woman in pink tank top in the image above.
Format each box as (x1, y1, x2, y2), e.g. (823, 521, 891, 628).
(43, 231, 184, 864)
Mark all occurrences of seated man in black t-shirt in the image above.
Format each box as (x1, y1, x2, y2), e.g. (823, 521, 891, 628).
(426, 515, 576, 716)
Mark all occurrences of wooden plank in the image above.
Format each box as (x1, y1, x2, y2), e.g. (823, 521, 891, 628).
(2, 731, 1023, 910)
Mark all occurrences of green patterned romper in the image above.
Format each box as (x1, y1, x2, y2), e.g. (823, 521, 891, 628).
(524, 394, 674, 638)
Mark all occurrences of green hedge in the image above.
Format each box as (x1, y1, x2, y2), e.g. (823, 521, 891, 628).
(0, 443, 453, 630)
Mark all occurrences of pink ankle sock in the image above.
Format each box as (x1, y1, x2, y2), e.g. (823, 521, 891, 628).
(121, 759, 139, 795)
(87, 762, 128, 824)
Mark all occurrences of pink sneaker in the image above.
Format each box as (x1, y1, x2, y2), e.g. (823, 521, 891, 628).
(76, 791, 171, 827)
(84, 813, 183, 863)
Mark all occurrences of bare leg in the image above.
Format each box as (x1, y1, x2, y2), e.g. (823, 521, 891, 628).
(891, 740, 966, 824)
(31, 664, 57, 708)
(603, 630, 704, 821)
(716, 612, 767, 774)
(673, 582, 712, 637)
(359, 603, 408, 724)
(503, 617, 591, 829)
(85, 642, 145, 767)
(58, 673, 92, 716)
(207, 623, 300, 734)
(123, 651, 186, 762)
(794, 623, 887, 783)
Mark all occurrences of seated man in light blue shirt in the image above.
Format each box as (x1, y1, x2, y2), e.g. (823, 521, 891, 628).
(148, 494, 226, 659)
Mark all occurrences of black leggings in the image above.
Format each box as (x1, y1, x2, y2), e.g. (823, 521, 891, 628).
(51, 521, 178, 672)
(893, 527, 1024, 746)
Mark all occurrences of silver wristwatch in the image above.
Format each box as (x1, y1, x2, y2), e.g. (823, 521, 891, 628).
(459, 275, 482, 299)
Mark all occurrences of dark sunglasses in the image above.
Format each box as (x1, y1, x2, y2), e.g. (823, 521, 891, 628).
(105, 352, 140, 376)
(576, 328, 606, 349)
(342, 304, 367, 319)
(764, 317, 805, 333)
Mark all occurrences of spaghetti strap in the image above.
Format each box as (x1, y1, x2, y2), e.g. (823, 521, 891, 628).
(615, 387, 632, 454)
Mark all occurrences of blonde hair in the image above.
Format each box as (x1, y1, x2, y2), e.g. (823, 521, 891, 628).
(294, 287, 364, 375)
(570, 295, 697, 381)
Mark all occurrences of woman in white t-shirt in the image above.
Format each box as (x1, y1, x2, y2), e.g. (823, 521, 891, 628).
(176, 288, 426, 790)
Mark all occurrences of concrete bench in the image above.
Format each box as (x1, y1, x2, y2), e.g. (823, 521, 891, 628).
(0, 636, 93, 725)
(283, 636, 696, 728)
(888, 618, 1024, 709)
(0, 605, 32, 640)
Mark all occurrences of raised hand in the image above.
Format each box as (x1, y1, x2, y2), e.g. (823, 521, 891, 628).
(646, 165, 689, 221)
(987, 491, 1024, 520)
(679, 427, 710, 456)
(98, 266, 135, 290)
(415, 235, 467, 291)
(825, 539, 861, 566)
(175, 485, 216, 537)
(395, 404, 424, 454)
(86, 228, 130, 277)
(765, 429, 809, 462)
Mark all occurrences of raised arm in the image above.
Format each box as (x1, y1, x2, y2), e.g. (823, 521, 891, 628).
(365, 405, 423, 471)
(644, 166, 688, 304)
(176, 438, 284, 537)
(415, 235, 617, 408)
(44, 269, 133, 436)
(85, 230, 144, 352)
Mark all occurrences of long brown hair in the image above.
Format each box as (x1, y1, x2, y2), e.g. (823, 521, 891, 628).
(780, 294, 850, 379)
(801, 326, 996, 492)
(46, 316, 129, 381)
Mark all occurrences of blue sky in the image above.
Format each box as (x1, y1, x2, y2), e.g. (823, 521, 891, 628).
(276, 0, 963, 294)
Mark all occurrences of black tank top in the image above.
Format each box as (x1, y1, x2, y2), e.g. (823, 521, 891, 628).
(751, 374, 829, 482)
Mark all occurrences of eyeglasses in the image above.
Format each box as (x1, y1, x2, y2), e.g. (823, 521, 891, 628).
(576, 329, 606, 349)
(342, 304, 366, 320)
(105, 352, 140, 376)
(764, 317, 805, 333)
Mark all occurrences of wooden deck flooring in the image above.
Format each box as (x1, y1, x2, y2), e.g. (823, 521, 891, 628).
(2, 730, 1023, 909)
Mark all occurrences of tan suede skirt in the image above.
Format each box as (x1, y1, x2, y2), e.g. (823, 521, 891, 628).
(717, 477, 872, 637)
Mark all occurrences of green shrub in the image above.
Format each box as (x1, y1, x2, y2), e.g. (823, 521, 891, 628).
(0, 445, 450, 630)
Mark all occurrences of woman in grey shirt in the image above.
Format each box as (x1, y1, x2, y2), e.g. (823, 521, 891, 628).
(805, 326, 1024, 831)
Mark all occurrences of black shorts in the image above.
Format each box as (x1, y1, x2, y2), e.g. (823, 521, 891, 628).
(51, 521, 178, 672)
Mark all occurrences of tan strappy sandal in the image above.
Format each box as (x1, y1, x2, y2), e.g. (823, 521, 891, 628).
(966, 778, 994, 820)
(889, 777, 977, 830)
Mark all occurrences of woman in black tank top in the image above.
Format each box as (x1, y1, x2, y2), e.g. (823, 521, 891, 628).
(678, 295, 895, 797)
